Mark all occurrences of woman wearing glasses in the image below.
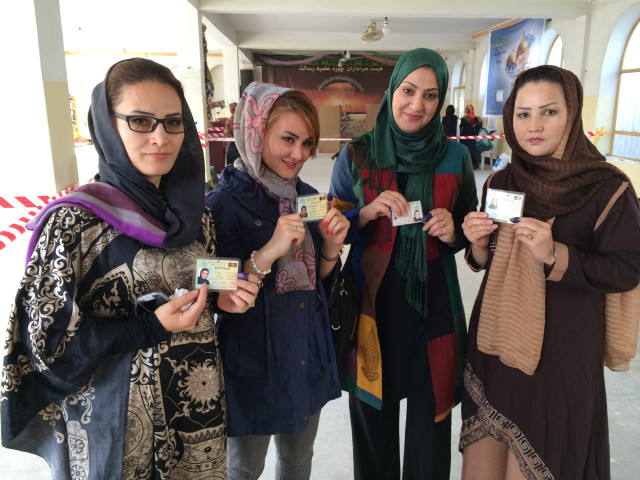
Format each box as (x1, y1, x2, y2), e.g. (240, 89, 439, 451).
(1, 58, 259, 479)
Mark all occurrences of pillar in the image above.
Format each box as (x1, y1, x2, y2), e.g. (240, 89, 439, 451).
(0, 0, 77, 195)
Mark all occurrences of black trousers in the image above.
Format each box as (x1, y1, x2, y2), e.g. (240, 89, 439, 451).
(349, 393, 451, 480)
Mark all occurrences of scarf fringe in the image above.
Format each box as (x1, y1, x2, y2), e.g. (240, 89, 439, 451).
(394, 224, 428, 316)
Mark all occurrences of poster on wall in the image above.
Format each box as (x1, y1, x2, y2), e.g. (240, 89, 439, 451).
(263, 65, 393, 113)
(485, 18, 545, 116)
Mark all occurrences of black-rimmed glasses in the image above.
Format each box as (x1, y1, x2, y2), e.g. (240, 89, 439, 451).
(112, 113, 185, 134)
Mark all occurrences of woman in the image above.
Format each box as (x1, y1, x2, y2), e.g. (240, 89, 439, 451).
(206, 82, 346, 479)
(460, 65, 640, 479)
(1, 58, 258, 479)
(441, 104, 459, 139)
(329, 48, 478, 479)
(460, 104, 482, 168)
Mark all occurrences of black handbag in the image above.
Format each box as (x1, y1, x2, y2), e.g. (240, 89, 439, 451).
(328, 248, 360, 361)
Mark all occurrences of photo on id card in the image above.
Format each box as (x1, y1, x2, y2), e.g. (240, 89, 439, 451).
(484, 188, 525, 223)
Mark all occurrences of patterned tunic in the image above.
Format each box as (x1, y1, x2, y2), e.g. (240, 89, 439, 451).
(1, 206, 226, 480)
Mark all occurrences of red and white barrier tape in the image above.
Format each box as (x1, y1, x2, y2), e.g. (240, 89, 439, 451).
(200, 131, 605, 145)
(199, 126, 225, 147)
(0, 179, 93, 251)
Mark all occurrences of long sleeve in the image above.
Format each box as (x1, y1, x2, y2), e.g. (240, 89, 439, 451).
(549, 181, 640, 293)
(11, 207, 167, 392)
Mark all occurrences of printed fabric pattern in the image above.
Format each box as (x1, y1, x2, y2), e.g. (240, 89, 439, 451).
(1, 207, 226, 480)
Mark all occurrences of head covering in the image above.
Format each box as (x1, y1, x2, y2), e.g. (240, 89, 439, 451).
(501, 65, 630, 220)
(88, 59, 205, 248)
(465, 105, 476, 119)
(478, 65, 637, 375)
(233, 82, 316, 294)
(358, 48, 449, 175)
(351, 48, 451, 315)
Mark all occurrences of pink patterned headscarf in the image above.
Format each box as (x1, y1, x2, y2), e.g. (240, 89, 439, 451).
(233, 82, 316, 294)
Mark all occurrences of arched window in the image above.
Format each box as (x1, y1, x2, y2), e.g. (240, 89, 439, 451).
(612, 19, 640, 160)
(453, 63, 466, 118)
(546, 35, 564, 67)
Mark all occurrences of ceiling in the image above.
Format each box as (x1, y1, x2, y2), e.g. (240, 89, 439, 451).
(199, 0, 592, 60)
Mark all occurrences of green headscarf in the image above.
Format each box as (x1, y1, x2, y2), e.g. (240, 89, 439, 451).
(352, 48, 450, 315)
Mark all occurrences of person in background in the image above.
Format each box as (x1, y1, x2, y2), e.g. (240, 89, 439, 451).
(225, 101, 239, 166)
(460, 65, 640, 479)
(441, 104, 459, 139)
(206, 82, 347, 480)
(329, 48, 478, 480)
(460, 104, 483, 169)
(1, 57, 259, 479)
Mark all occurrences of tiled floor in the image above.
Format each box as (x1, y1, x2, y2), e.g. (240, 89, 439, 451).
(1, 150, 638, 479)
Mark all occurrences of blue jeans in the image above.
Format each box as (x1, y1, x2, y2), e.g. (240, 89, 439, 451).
(227, 411, 321, 480)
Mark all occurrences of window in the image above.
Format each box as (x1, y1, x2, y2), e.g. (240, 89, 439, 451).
(612, 20, 640, 160)
(454, 63, 466, 117)
(546, 35, 564, 68)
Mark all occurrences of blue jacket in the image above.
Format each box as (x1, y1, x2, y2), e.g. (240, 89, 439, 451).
(206, 166, 341, 436)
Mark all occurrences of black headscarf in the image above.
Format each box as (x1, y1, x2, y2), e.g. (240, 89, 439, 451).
(88, 60, 205, 248)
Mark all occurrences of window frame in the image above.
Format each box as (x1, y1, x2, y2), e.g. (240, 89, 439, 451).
(611, 18, 640, 160)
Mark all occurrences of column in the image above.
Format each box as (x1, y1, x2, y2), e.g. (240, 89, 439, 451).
(0, 0, 77, 195)
(174, 0, 211, 174)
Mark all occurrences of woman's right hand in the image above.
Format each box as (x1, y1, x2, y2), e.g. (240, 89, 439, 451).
(261, 213, 306, 262)
(154, 284, 207, 332)
(359, 191, 409, 229)
(462, 211, 497, 248)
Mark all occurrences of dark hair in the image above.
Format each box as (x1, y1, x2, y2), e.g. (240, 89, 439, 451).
(445, 105, 455, 116)
(514, 66, 566, 100)
(200, 268, 209, 275)
(105, 58, 186, 113)
(265, 90, 320, 157)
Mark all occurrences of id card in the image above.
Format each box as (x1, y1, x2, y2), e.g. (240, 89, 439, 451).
(195, 257, 240, 291)
(484, 188, 526, 223)
(296, 193, 329, 222)
(392, 200, 424, 226)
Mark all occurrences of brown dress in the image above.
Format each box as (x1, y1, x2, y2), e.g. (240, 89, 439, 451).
(460, 175, 640, 480)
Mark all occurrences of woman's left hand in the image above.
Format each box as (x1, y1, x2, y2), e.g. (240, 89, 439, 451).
(512, 217, 555, 264)
(217, 272, 261, 313)
(319, 207, 350, 246)
(423, 208, 455, 244)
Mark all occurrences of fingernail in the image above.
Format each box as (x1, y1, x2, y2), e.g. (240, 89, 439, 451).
(237, 272, 249, 280)
(421, 213, 433, 222)
(510, 217, 520, 223)
(326, 229, 330, 235)
(329, 231, 334, 235)
(327, 193, 333, 201)
(322, 220, 328, 226)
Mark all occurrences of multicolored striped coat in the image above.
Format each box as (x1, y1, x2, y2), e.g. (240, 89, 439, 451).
(329, 139, 477, 420)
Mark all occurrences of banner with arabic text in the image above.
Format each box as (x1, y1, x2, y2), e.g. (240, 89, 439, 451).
(263, 65, 393, 113)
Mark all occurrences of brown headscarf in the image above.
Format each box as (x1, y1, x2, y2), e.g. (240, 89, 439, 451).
(500, 65, 632, 219)
(477, 65, 639, 375)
